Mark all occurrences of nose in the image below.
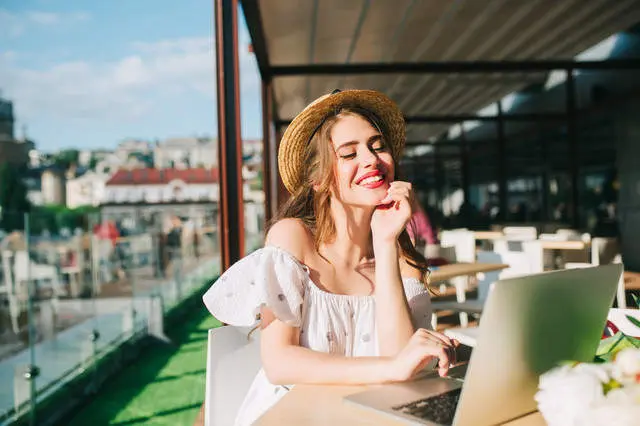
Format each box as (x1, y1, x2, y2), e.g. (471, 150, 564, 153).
(361, 146, 379, 168)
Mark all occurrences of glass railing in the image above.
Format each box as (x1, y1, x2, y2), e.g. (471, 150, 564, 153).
(0, 209, 224, 424)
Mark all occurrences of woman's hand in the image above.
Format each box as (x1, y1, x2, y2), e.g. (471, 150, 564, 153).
(385, 328, 459, 382)
(371, 181, 414, 243)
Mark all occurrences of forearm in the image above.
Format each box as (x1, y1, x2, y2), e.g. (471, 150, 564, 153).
(373, 241, 415, 356)
(263, 345, 392, 385)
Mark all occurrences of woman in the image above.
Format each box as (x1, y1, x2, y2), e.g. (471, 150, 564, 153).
(204, 89, 458, 426)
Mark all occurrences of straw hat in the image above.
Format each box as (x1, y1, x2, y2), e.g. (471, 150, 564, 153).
(278, 89, 406, 194)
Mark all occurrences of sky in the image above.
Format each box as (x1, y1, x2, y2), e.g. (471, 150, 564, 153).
(0, 0, 262, 152)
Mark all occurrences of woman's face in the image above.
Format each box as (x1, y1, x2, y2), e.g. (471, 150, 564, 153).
(329, 113, 395, 206)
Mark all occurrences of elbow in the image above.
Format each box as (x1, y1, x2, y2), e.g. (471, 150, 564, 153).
(262, 361, 290, 385)
(261, 347, 294, 385)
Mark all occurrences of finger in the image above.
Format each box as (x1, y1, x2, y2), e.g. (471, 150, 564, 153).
(381, 192, 411, 206)
(389, 181, 411, 189)
(432, 347, 451, 377)
(386, 187, 411, 198)
(414, 338, 451, 371)
(416, 331, 456, 366)
(419, 329, 455, 348)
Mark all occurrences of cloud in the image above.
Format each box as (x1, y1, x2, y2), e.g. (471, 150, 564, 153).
(0, 9, 91, 38)
(0, 35, 261, 128)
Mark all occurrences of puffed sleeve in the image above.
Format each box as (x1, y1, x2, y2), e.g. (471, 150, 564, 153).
(202, 246, 307, 327)
(403, 278, 434, 331)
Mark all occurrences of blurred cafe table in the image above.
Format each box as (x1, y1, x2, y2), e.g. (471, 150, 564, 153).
(624, 271, 640, 290)
(255, 384, 546, 426)
(473, 231, 504, 240)
(538, 240, 589, 251)
(428, 262, 509, 284)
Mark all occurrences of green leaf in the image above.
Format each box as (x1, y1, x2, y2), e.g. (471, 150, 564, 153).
(631, 293, 640, 309)
(626, 314, 640, 330)
(597, 333, 624, 357)
(596, 333, 640, 362)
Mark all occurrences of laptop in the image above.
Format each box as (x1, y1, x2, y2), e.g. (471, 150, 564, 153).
(345, 264, 623, 426)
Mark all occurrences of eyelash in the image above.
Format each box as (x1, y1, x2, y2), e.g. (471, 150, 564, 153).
(339, 145, 386, 160)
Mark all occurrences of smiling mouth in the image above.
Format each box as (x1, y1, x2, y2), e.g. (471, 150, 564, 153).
(357, 174, 386, 188)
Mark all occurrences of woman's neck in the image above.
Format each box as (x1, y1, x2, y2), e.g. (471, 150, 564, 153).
(321, 201, 374, 268)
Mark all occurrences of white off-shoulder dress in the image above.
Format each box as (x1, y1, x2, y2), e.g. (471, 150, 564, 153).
(203, 245, 433, 426)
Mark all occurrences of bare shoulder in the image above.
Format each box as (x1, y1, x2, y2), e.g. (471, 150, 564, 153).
(400, 255, 423, 280)
(265, 218, 314, 260)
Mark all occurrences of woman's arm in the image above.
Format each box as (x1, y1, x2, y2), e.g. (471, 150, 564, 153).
(260, 306, 392, 385)
(371, 182, 423, 356)
(372, 241, 416, 356)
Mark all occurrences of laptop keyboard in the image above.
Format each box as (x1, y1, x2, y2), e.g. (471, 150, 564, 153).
(391, 388, 462, 425)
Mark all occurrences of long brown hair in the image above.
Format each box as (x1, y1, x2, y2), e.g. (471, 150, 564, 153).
(269, 107, 431, 285)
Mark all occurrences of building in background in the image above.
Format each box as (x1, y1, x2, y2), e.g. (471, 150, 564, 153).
(41, 168, 66, 205)
(0, 95, 14, 138)
(153, 137, 217, 169)
(0, 96, 34, 167)
(66, 170, 111, 208)
(115, 139, 152, 162)
(101, 167, 220, 231)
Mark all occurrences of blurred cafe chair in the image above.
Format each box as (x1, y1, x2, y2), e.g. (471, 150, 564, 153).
(204, 326, 261, 426)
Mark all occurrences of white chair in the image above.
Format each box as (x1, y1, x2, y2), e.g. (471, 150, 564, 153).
(1, 250, 27, 333)
(432, 230, 477, 327)
(591, 237, 620, 266)
(431, 251, 504, 329)
(12, 250, 63, 297)
(205, 326, 261, 426)
(440, 230, 476, 263)
(493, 240, 543, 278)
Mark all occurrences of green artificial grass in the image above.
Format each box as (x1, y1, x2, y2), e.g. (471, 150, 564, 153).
(66, 308, 221, 426)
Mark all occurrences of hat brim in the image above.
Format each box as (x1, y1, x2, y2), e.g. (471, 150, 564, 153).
(278, 90, 406, 194)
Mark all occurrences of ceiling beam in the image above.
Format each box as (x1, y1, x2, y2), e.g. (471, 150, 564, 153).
(239, 0, 271, 81)
(275, 112, 565, 128)
(270, 59, 640, 76)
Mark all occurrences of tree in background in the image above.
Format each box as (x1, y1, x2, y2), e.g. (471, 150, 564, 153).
(52, 149, 80, 170)
(29, 204, 100, 235)
(88, 155, 99, 170)
(0, 163, 31, 231)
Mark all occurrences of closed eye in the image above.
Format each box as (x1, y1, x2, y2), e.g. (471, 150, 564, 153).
(339, 153, 357, 159)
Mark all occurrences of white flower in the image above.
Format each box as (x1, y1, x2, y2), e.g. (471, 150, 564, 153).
(535, 364, 609, 426)
(605, 386, 640, 404)
(613, 348, 640, 384)
(580, 404, 640, 426)
(578, 387, 640, 426)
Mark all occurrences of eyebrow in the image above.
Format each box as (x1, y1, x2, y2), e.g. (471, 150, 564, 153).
(334, 134, 382, 151)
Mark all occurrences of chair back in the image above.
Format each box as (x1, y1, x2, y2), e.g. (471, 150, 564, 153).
(591, 237, 620, 266)
(205, 326, 262, 426)
(12, 251, 30, 281)
(440, 230, 476, 263)
(424, 244, 457, 263)
(1, 250, 15, 293)
(493, 240, 543, 278)
(475, 251, 503, 302)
